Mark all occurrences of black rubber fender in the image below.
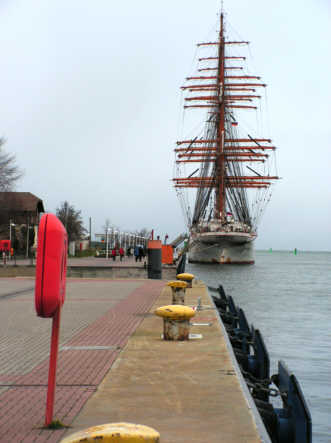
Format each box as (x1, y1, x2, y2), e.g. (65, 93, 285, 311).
(254, 399, 279, 443)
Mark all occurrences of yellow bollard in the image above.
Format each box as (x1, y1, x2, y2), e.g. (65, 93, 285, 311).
(60, 422, 160, 443)
(167, 280, 187, 304)
(176, 273, 194, 288)
(155, 305, 195, 341)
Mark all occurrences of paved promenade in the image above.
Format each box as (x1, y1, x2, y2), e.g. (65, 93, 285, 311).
(0, 277, 266, 443)
(0, 278, 164, 442)
(61, 281, 266, 443)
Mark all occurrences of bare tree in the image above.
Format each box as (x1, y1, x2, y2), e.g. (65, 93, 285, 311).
(56, 201, 86, 243)
(134, 227, 152, 239)
(0, 138, 23, 191)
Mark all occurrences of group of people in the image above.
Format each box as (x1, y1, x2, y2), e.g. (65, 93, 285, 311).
(133, 245, 145, 262)
(109, 245, 146, 262)
(110, 247, 125, 261)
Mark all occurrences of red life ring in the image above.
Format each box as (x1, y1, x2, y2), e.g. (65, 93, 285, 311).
(35, 214, 68, 318)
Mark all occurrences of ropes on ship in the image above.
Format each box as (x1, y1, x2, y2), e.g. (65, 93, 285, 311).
(173, 13, 279, 236)
(192, 114, 218, 226)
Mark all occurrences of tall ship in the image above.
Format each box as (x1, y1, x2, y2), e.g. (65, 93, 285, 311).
(173, 11, 279, 264)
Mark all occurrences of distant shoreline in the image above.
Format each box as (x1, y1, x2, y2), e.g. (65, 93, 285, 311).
(255, 249, 331, 253)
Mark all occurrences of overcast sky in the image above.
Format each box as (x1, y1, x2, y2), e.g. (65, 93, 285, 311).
(0, 0, 330, 251)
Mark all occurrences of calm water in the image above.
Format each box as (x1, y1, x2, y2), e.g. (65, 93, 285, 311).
(187, 251, 331, 443)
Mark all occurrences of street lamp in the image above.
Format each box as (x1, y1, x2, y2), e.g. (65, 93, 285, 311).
(9, 221, 15, 260)
(106, 228, 111, 259)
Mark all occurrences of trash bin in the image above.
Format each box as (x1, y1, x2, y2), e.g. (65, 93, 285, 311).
(147, 240, 162, 279)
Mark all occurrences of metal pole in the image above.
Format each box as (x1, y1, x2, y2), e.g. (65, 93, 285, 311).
(9, 221, 11, 261)
(106, 229, 109, 259)
(45, 307, 61, 426)
(26, 222, 29, 258)
(89, 217, 92, 249)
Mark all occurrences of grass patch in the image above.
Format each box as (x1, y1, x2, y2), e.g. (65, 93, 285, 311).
(45, 419, 70, 429)
(69, 248, 96, 258)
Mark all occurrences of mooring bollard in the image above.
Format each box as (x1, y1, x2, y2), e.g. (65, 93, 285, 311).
(155, 305, 195, 340)
(60, 422, 160, 443)
(176, 272, 194, 288)
(167, 280, 188, 304)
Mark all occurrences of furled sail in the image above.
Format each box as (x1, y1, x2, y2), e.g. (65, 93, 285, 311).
(173, 13, 278, 235)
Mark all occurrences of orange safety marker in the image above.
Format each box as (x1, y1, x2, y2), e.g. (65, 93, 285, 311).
(34, 213, 68, 426)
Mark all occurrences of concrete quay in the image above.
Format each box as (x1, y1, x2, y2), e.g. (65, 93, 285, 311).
(0, 256, 177, 280)
(0, 277, 268, 443)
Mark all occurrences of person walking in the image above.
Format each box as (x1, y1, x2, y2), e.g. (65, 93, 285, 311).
(111, 247, 116, 261)
(134, 245, 139, 262)
(119, 247, 124, 262)
(138, 246, 144, 262)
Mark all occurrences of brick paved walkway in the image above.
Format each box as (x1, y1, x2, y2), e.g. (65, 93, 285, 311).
(0, 278, 164, 443)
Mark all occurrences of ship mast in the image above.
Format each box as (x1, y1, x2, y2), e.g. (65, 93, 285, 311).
(173, 12, 279, 230)
(216, 13, 225, 221)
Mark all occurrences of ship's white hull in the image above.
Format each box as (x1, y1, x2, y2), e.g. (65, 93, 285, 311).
(188, 231, 256, 264)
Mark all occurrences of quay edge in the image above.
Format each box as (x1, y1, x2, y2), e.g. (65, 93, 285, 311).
(61, 279, 271, 442)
